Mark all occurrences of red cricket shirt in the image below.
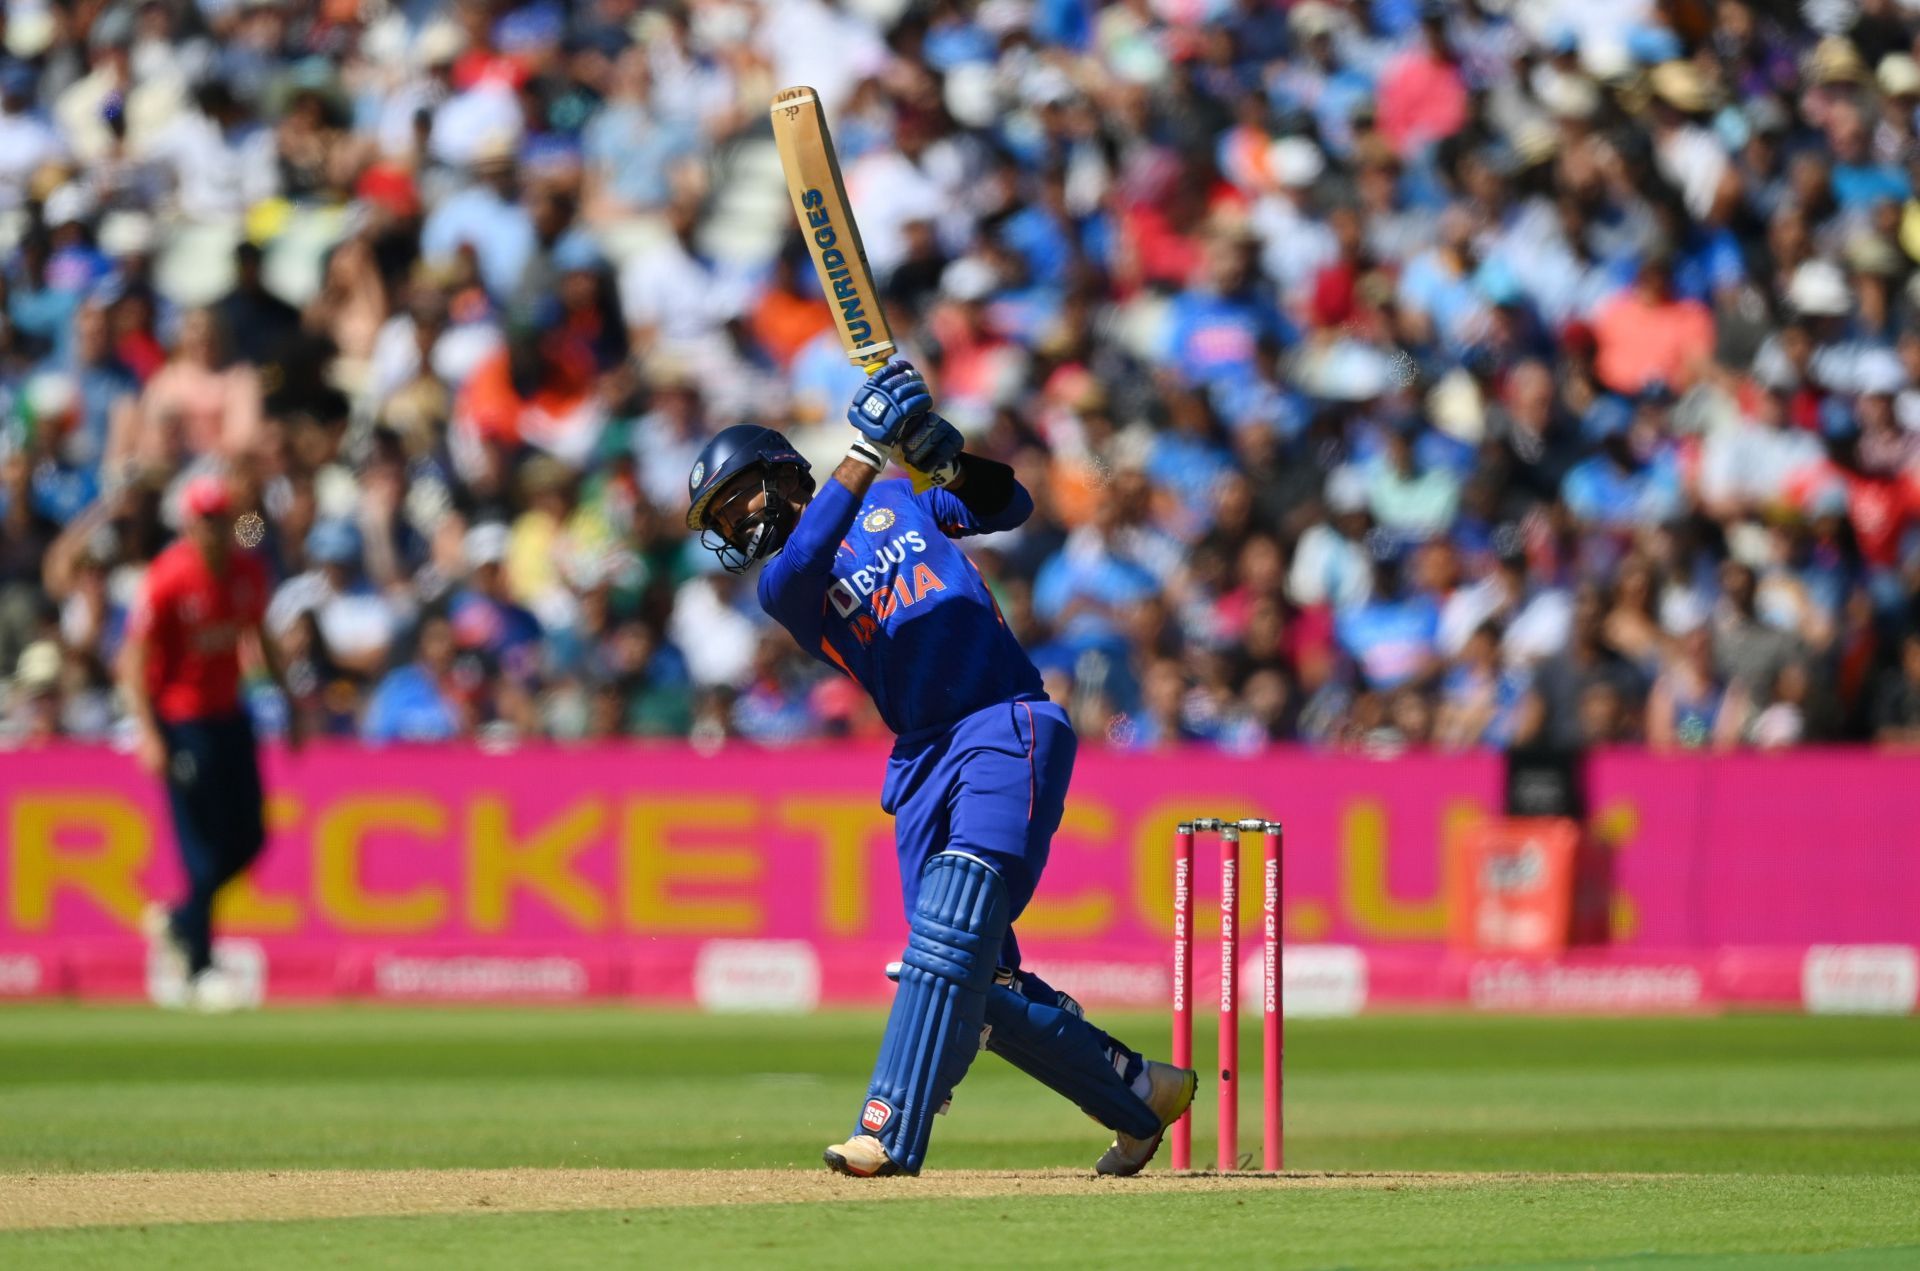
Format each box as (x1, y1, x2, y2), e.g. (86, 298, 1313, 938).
(127, 540, 270, 723)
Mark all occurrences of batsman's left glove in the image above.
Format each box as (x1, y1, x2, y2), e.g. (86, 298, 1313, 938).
(898, 411, 963, 473)
(847, 359, 931, 447)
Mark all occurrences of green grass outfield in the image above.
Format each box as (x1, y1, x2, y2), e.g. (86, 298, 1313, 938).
(1, 1007, 1916, 1268)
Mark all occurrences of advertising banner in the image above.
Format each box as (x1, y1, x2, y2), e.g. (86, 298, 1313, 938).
(3, 745, 1915, 1010)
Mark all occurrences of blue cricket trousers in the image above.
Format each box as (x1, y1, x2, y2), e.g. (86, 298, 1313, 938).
(881, 696, 1074, 972)
(159, 711, 266, 974)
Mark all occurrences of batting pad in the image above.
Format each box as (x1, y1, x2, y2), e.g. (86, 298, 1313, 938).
(859, 852, 1009, 1173)
(985, 969, 1162, 1138)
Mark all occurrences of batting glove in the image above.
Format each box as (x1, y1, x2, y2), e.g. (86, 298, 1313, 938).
(847, 359, 932, 448)
(899, 411, 963, 473)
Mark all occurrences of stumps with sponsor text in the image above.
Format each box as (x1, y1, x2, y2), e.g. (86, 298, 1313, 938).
(1171, 817, 1283, 1173)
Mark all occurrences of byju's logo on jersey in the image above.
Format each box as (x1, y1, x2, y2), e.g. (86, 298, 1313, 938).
(860, 1098, 893, 1132)
(827, 530, 930, 618)
(861, 507, 895, 533)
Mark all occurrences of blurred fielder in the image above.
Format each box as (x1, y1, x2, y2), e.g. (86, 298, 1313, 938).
(119, 474, 301, 1011)
(687, 361, 1195, 1177)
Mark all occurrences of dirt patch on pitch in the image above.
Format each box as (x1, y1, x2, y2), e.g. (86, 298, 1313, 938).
(0, 1169, 1593, 1231)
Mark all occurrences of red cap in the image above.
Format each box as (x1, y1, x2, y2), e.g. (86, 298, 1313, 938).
(181, 475, 233, 520)
(355, 163, 421, 218)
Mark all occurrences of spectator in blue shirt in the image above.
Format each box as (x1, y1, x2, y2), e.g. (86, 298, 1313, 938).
(421, 144, 537, 302)
(449, 522, 545, 684)
(1160, 227, 1293, 386)
(364, 614, 466, 744)
(1561, 394, 1686, 531)
(1336, 555, 1441, 689)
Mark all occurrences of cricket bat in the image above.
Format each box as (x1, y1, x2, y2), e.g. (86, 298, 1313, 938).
(769, 85, 954, 490)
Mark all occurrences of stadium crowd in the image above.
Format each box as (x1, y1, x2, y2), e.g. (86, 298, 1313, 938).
(5, 0, 1920, 753)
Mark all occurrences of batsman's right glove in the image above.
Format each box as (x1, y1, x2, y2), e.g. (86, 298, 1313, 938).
(847, 359, 931, 448)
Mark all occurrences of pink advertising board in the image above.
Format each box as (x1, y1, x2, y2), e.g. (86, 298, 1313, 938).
(1, 745, 1915, 1011)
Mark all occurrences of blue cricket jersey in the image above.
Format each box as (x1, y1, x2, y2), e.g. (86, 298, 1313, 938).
(758, 473, 1044, 738)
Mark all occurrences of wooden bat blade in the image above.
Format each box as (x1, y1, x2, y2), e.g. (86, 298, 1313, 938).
(769, 86, 896, 370)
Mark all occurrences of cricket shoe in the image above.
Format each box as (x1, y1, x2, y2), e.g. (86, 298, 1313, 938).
(822, 1134, 905, 1178)
(1094, 1061, 1197, 1177)
(189, 968, 249, 1014)
(142, 903, 190, 1009)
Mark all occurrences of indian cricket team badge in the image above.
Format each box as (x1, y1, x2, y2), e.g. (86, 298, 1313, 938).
(862, 507, 896, 533)
(861, 1098, 893, 1133)
(690, 461, 705, 489)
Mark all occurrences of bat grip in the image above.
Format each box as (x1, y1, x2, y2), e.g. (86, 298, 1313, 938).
(859, 359, 951, 492)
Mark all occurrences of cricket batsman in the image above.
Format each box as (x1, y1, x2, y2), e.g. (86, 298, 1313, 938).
(119, 474, 302, 1011)
(686, 361, 1195, 1177)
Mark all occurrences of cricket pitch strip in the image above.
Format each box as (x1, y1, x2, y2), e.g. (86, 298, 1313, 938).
(0, 1169, 1604, 1230)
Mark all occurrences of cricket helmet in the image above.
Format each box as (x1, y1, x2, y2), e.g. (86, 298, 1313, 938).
(686, 424, 815, 572)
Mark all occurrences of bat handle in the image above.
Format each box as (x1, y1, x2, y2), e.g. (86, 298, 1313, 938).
(860, 359, 954, 492)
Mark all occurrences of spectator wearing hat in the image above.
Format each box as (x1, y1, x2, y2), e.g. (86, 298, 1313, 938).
(449, 520, 544, 689)
(1250, 138, 1338, 311)
(1873, 55, 1920, 163)
(4, 638, 65, 745)
(420, 134, 538, 301)
(265, 519, 398, 677)
(120, 474, 299, 1011)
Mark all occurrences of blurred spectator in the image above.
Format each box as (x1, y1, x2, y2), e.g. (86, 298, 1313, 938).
(1648, 626, 1749, 752)
(364, 614, 467, 744)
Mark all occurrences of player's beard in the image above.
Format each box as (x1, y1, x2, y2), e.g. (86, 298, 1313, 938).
(704, 475, 807, 573)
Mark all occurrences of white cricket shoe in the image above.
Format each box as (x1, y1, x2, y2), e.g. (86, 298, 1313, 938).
(1095, 1060, 1198, 1177)
(822, 1134, 903, 1178)
(142, 903, 190, 1010)
(189, 968, 249, 1014)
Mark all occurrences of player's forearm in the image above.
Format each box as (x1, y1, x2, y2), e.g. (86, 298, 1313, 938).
(252, 623, 293, 698)
(782, 459, 874, 575)
(831, 454, 882, 500)
(118, 642, 161, 740)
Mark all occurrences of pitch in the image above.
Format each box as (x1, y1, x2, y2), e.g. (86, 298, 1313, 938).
(2, 1008, 1915, 1268)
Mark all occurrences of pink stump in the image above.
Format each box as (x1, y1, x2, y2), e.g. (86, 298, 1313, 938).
(1171, 825, 1193, 1171)
(1263, 823, 1283, 1172)
(1218, 824, 1239, 1173)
